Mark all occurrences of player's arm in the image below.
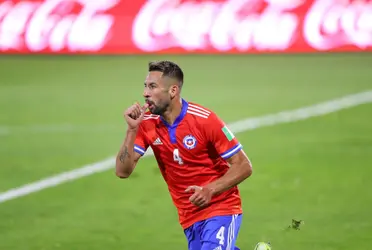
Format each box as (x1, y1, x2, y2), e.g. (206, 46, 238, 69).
(205, 149, 252, 196)
(204, 113, 252, 195)
(116, 102, 149, 178)
(186, 113, 252, 207)
(115, 128, 142, 178)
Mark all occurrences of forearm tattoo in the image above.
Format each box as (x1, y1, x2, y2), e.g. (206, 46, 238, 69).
(119, 146, 130, 163)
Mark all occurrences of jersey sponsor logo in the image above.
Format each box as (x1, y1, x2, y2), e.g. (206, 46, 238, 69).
(153, 137, 162, 145)
(183, 135, 197, 150)
(222, 125, 235, 141)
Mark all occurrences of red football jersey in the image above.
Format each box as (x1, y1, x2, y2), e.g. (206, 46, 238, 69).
(134, 99, 243, 229)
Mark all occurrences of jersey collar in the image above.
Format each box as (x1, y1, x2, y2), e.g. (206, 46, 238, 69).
(160, 98, 188, 129)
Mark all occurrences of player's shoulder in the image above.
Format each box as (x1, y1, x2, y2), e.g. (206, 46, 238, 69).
(143, 111, 160, 120)
(139, 111, 160, 129)
(186, 101, 216, 120)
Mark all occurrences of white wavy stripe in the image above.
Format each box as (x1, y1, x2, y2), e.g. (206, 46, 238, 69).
(0, 90, 371, 203)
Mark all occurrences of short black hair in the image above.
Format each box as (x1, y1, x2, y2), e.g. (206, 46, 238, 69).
(148, 60, 184, 88)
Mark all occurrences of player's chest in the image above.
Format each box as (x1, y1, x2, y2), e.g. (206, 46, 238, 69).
(147, 123, 206, 162)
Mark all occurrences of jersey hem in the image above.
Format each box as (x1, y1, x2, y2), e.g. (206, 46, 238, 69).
(180, 208, 243, 230)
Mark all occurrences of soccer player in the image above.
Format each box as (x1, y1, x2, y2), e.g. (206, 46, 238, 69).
(115, 61, 253, 250)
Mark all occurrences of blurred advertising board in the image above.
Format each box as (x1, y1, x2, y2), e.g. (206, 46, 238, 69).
(0, 0, 371, 54)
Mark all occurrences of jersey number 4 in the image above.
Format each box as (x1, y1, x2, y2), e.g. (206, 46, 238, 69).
(216, 226, 225, 245)
(173, 149, 184, 165)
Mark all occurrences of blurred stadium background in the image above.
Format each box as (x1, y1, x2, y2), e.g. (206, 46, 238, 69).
(1, 0, 372, 250)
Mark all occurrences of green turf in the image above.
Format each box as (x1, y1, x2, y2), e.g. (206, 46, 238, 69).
(0, 54, 371, 249)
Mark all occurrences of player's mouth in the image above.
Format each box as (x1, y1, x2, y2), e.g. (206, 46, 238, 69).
(146, 100, 155, 109)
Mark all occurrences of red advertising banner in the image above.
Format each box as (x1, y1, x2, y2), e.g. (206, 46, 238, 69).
(0, 0, 371, 54)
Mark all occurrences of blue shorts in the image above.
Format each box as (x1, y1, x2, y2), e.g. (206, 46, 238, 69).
(184, 214, 242, 250)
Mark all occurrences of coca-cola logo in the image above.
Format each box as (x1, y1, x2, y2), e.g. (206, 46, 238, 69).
(132, 0, 372, 52)
(304, 0, 372, 50)
(1, 0, 371, 54)
(0, 0, 119, 52)
(132, 0, 303, 52)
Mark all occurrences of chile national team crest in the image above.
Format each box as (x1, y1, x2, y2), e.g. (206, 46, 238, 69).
(183, 135, 197, 150)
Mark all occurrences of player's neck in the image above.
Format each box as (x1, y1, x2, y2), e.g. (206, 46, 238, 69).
(162, 98, 183, 125)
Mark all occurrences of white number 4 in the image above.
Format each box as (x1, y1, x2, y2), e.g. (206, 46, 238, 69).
(216, 226, 225, 245)
(173, 149, 183, 165)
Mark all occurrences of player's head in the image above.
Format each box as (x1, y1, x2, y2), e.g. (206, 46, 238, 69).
(143, 60, 184, 115)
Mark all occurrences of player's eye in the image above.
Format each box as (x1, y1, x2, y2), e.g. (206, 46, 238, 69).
(144, 82, 157, 90)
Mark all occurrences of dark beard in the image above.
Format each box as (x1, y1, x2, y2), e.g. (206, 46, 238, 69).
(150, 103, 168, 115)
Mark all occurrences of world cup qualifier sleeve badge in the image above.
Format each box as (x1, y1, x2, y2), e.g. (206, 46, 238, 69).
(183, 135, 197, 150)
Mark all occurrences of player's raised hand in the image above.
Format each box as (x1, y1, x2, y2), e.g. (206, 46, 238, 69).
(185, 185, 213, 207)
(124, 102, 149, 130)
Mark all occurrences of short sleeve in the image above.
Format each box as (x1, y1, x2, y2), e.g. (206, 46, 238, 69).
(134, 124, 149, 157)
(205, 113, 242, 160)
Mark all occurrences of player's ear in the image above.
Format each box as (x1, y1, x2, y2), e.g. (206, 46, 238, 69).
(169, 84, 178, 98)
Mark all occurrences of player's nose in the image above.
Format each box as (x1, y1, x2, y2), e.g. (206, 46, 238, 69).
(143, 88, 150, 98)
